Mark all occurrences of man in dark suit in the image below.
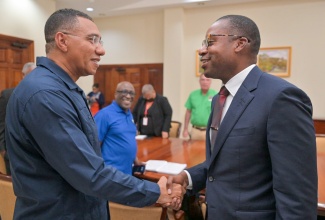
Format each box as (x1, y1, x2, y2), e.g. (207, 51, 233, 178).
(133, 84, 173, 138)
(168, 15, 317, 219)
(0, 62, 36, 175)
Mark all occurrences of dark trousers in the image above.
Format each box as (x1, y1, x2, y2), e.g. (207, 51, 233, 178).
(4, 153, 11, 175)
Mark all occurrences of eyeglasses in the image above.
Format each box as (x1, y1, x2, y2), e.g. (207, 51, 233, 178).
(62, 32, 104, 46)
(116, 90, 135, 96)
(202, 34, 250, 48)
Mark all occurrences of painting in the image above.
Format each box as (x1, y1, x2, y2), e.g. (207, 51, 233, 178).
(257, 47, 291, 77)
(196, 50, 204, 77)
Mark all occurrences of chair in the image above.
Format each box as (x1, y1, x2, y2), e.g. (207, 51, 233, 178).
(200, 202, 207, 220)
(170, 121, 182, 138)
(0, 174, 15, 220)
(316, 134, 325, 153)
(0, 155, 6, 174)
(109, 202, 165, 220)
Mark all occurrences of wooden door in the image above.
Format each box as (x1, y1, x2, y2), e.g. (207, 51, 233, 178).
(95, 64, 163, 110)
(0, 34, 34, 92)
(107, 67, 141, 110)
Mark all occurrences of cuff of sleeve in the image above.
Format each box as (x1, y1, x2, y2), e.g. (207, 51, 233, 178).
(183, 170, 193, 190)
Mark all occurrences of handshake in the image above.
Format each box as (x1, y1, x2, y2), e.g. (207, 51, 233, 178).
(156, 171, 189, 210)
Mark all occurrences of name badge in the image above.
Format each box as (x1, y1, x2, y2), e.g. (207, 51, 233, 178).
(142, 117, 148, 126)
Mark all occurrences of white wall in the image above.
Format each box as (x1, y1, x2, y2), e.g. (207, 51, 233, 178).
(91, 0, 325, 122)
(0, 0, 55, 58)
(182, 0, 325, 120)
(1, 0, 324, 122)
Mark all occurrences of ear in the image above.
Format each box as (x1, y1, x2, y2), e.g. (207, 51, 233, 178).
(234, 37, 249, 52)
(55, 32, 68, 52)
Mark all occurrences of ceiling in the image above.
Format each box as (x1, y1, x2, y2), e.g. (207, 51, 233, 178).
(54, 0, 271, 18)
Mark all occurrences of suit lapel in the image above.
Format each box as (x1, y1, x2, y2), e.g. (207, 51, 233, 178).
(208, 66, 263, 166)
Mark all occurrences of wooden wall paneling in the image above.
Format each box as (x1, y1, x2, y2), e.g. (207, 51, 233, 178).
(147, 66, 163, 95)
(11, 68, 23, 88)
(0, 68, 9, 89)
(0, 34, 34, 92)
(94, 68, 105, 91)
(103, 68, 112, 107)
(314, 119, 325, 135)
(93, 67, 106, 106)
(108, 68, 122, 105)
(126, 67, 141, 109)
(95, 64, 163, 108)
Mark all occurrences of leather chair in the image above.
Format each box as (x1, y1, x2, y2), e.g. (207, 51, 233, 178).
(109, 202, 165, 220)
(0, 155, 6, 174)
(316, 134, 325, 153)
(169, 121, 182, 138)
(0, 174, 15, 220)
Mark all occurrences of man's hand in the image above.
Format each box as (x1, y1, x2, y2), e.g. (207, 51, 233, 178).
(156, 176, 185, 210)
(167, 171, 189, 193)
(133, 157, 145, 166)
(182, 129, 189, 138)
(162, 131, 168, 139)
(166, 172, 189, 210)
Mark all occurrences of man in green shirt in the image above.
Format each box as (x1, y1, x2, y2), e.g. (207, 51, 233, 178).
(183, 74, 217, 140)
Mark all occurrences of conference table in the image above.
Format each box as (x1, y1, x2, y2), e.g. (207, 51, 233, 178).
(136, 137, 325, 217)
(136, 137, 205, 181)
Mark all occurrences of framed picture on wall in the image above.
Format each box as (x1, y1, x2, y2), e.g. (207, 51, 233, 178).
(257, 46, 291, 77)
(196, 50, 204, 77)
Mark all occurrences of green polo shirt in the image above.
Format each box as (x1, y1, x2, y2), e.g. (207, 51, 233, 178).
(185, 89, 217, 127)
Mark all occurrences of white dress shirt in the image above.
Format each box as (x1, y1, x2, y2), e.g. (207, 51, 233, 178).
(185, 64, 256, 189)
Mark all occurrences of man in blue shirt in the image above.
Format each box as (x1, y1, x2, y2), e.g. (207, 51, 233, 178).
(95, 81, 143, 175)
(5, 8, 184, 220)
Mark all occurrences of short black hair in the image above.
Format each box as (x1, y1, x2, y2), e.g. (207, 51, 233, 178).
(44, 8, 93, 53)
(217, 15, 261, 56)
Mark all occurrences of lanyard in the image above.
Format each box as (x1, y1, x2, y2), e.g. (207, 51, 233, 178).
(144, 101, 153, 116)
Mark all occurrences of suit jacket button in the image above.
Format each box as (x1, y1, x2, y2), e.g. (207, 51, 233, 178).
(208, 176, 214, 182)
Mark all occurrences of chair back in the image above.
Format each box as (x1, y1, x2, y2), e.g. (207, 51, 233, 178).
(0, 174, 15, 220)
(0, 155, 6, 174)
(200, 202, 206, 220)
(316, 135, 325, 153)
(109, 202, 164, 220)
(169, 121, 182, 138)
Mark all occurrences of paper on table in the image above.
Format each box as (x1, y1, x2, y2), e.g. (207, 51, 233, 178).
(135, 135, 147, 140)
(145, 160, 187, 175)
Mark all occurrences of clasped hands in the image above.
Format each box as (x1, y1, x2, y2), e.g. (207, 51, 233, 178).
(156, 171, 189, 210)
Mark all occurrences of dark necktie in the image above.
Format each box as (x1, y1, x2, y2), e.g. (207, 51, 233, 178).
(210, 86, 229, 151)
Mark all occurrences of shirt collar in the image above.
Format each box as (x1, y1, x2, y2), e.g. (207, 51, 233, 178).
(36, 57, 81, 92)
(112, 100, 131, 115)
(225, 64, 256, 97)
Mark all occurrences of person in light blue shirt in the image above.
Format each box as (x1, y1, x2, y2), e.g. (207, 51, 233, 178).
(95, 81, 143, 175)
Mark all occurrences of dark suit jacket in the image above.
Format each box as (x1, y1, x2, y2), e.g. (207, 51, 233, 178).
(132, 94, 172, 136)
(187, 66, 317, 220)
(0, 88, 14, 151)
(0, 88, 14, 174)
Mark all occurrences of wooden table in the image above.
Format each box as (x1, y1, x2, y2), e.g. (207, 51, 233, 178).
(136, 137, 205, 181)
(136, 137, 325, 217)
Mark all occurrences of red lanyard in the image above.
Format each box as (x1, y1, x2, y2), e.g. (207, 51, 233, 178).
(144, 102, 153, 116)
